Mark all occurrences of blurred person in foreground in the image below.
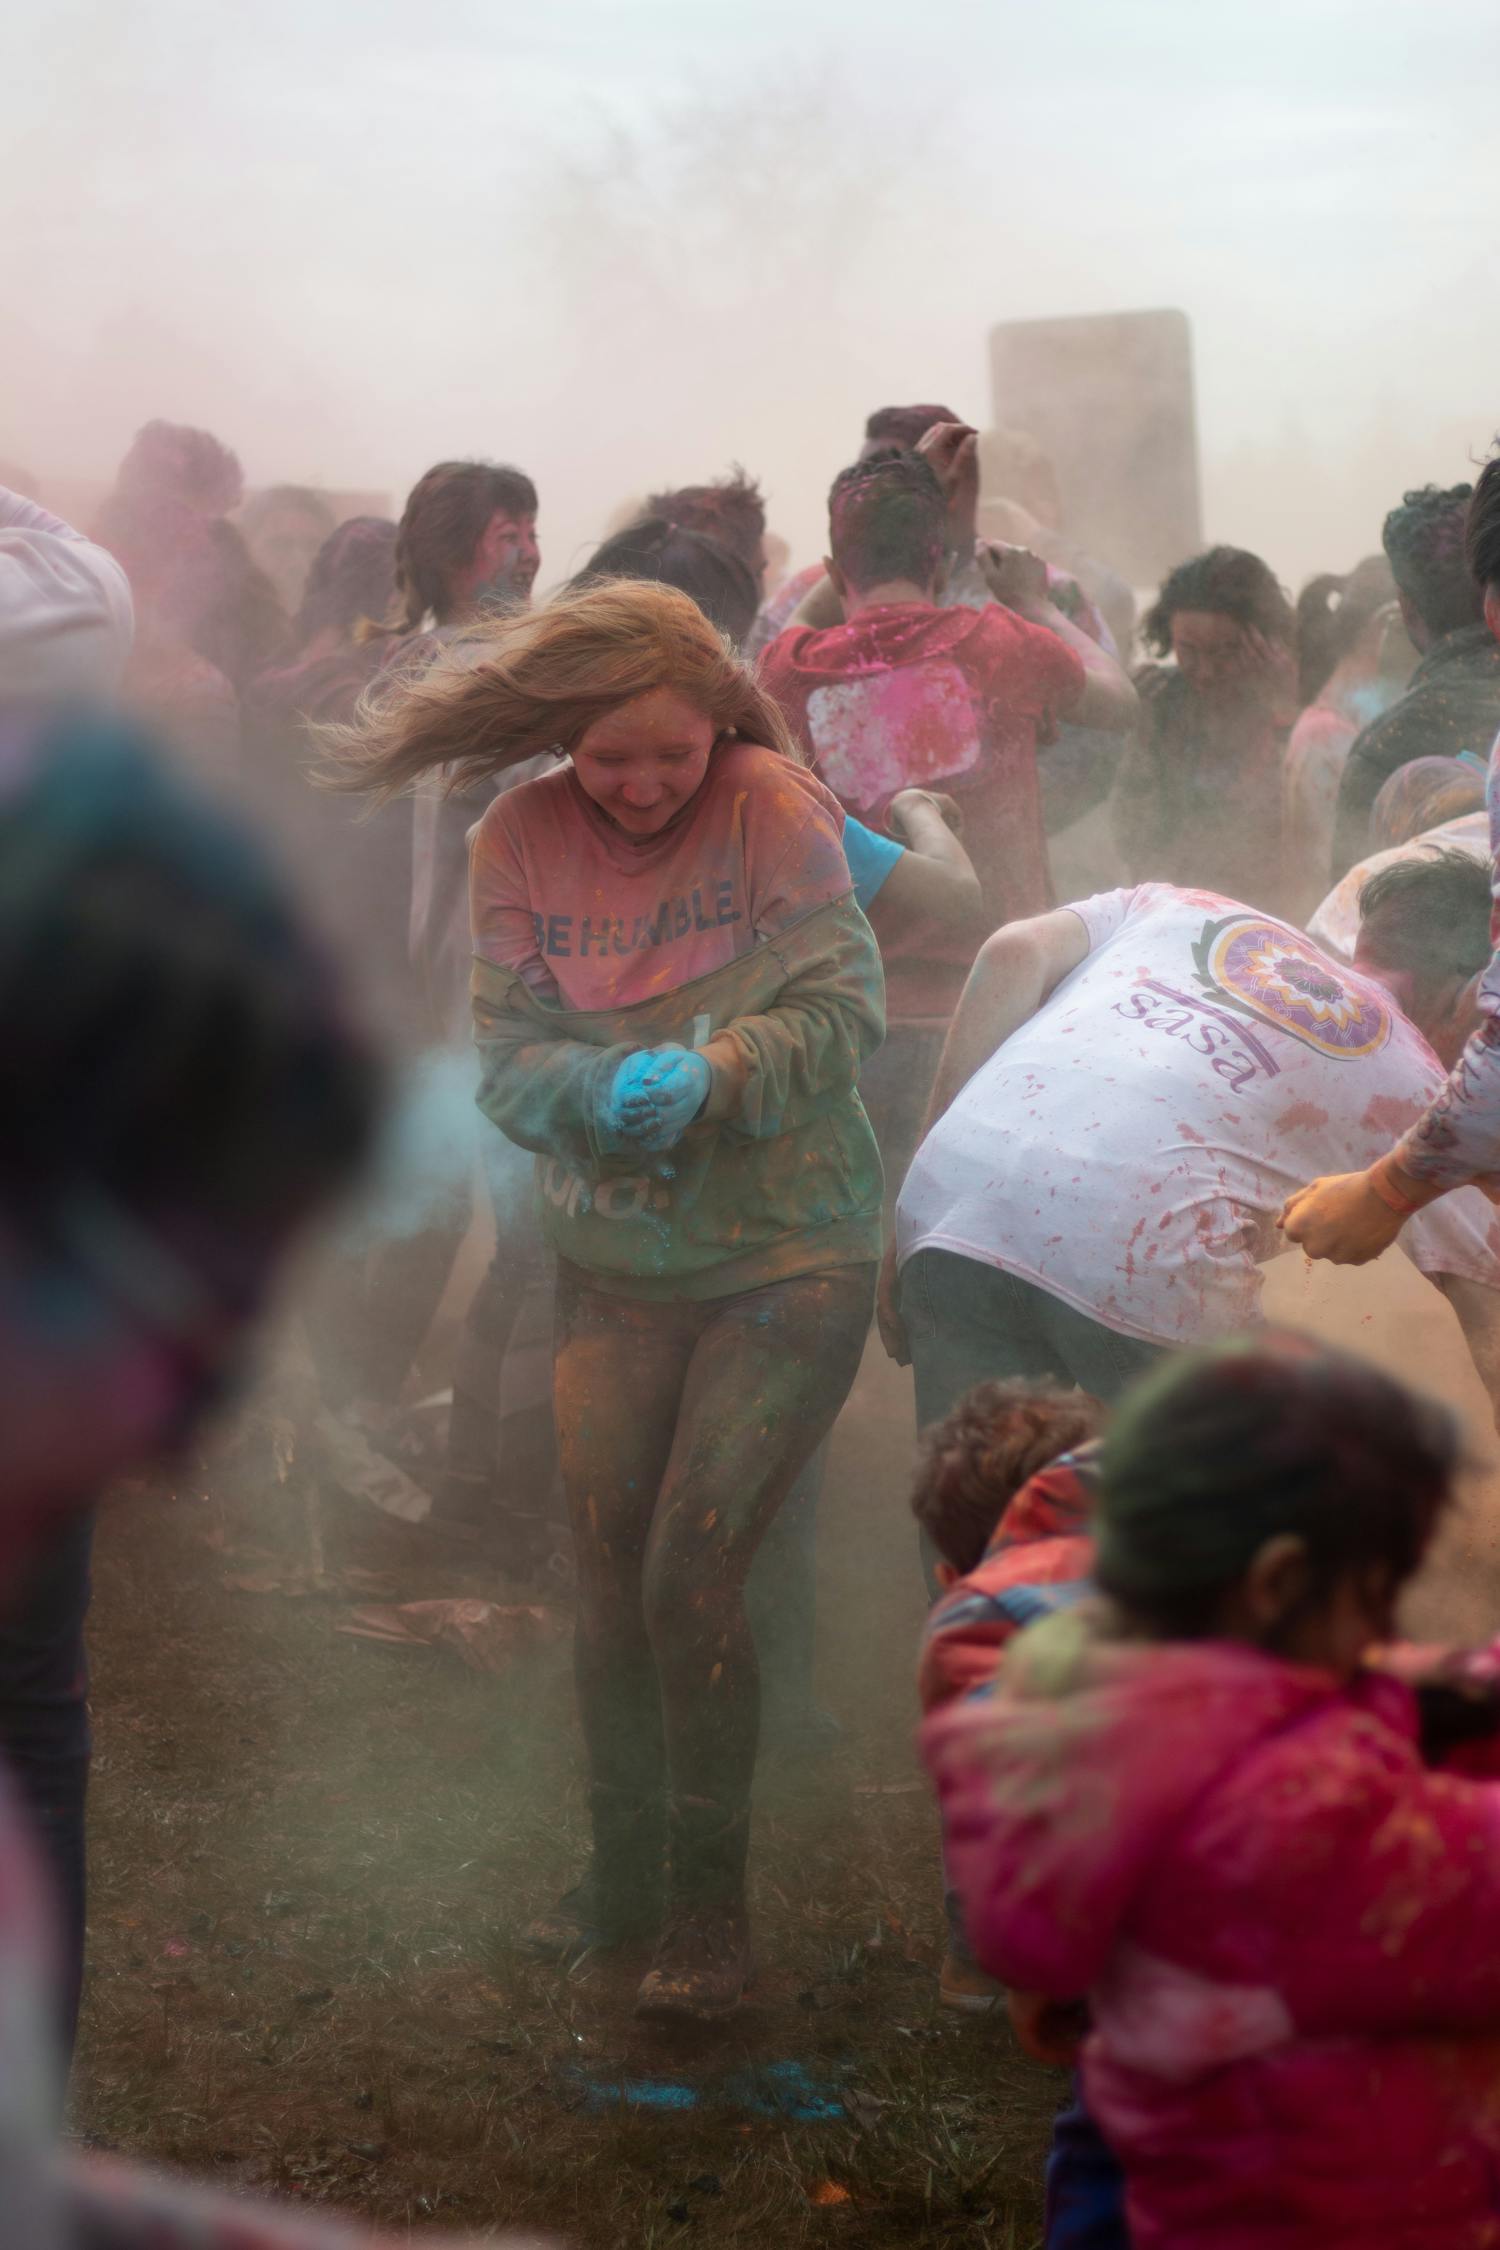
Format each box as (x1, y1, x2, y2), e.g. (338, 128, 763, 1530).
(1283, 554, 1403, 918)
(1112, 545, 1299, 913)
(1284, 456, 1500, 1264)
(328, 580, 883, 2021)
(1330, 481, 1500, 877)
(0, 719, 553, 2246)
(0, 481, 133, 2058)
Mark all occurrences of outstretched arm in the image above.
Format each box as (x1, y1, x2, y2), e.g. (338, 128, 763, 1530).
(868, 790, 986, 943)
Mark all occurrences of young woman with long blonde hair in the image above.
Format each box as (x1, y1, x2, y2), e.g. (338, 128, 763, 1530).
(328, 579, 884, 2020)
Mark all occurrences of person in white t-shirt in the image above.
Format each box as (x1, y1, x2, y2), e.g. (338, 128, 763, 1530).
(880, 858, 1500, 1431)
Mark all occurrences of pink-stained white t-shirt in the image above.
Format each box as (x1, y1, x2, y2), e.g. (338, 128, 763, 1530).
(896, 881, 1500, 1344)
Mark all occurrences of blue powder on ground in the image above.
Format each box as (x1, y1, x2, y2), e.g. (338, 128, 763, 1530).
(565, 2058, 843, 2121)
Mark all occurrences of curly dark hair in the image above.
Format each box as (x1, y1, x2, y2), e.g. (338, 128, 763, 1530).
(827, 448, 947, 595)
(644, 470, 766, 578)
(1382, 484, 1481, 639)
(911, 1379, 1104, 1576)
(1141, 546, 1295, 658)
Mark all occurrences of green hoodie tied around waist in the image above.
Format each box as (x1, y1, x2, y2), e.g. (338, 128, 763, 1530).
(471, 893, 886, 1300)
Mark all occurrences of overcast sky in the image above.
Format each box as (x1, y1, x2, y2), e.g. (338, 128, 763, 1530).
(6, 0, 1498, 583)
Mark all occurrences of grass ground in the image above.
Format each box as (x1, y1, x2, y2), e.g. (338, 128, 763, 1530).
(69, 1248, 1500, 2246)
(70, 1344, 1062, 2248)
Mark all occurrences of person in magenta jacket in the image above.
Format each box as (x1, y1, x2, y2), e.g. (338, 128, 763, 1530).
(925, 1333, 1500, 2250)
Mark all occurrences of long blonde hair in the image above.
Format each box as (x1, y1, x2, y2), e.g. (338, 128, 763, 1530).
(321, 578, 802, 801)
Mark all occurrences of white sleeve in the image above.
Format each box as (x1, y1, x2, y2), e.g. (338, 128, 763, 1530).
(0, 486, 134, 701)
(1065, 885, 1141, 953)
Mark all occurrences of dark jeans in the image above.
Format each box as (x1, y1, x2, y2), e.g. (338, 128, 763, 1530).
(0, 1511, 95, 2063)
(552, 1261, 874, 1899)
(902, 1249, 1167, 1433)
(1046, 2085, 1130, 2248)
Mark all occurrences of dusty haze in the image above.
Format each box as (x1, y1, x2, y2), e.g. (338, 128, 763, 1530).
(6, 0, 1499, 590)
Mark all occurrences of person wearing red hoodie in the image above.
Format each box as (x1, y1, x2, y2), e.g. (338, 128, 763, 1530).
(759, 447, 1135, 1188)
(925, 1334, 1500, 2250)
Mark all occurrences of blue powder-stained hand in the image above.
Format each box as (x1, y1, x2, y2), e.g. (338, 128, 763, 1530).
(601, 1046, 710, 1153)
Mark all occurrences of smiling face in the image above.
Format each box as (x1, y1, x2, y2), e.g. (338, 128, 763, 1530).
(476, 509, 541, 605)
(571, 687, 717, 835)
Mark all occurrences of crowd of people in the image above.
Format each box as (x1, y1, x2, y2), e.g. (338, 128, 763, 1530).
(6, 392, 1500, 2247)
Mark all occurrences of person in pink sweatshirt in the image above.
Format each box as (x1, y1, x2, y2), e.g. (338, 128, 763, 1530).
(924, 1331, 1500, 2250)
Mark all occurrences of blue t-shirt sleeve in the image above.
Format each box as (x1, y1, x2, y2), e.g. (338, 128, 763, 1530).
(842, 817, 905, 911)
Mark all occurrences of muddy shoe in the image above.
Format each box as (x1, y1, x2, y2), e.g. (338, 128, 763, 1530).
(519, 1871, 661, 1963)
(939, 1950, 1004, 2015)
(634, 1910, 755, 2022)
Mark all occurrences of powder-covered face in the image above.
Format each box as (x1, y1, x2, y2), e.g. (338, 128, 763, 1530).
(477, 511, 541, 605)
(1170, 607, 1256, 697)
(572, 688, 716, 836)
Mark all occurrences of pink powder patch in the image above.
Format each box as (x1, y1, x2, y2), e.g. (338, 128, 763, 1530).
(1274, 1101, 1330, 1134)
(1361, 1094, 1418, 1138)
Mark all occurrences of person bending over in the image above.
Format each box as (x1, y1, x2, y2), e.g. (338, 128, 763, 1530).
(0, 717, 547, 2245)
(326, 580, 884, 2022)
(880, 852, 1500, 1431)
